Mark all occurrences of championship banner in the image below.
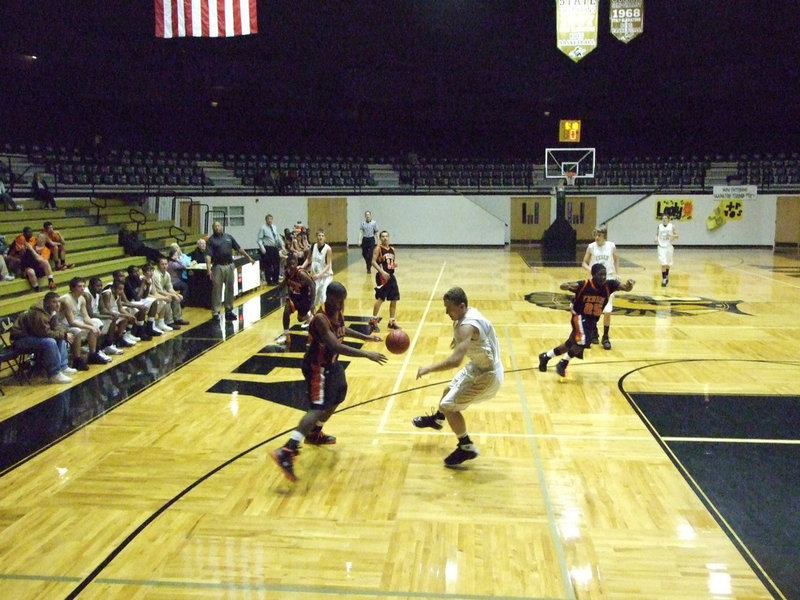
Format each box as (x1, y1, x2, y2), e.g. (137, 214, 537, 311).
(556, 0, 599, 62)
(656, 199, 693, 221)
(610, 0, 644, 43)
(707, 185, 755, 230)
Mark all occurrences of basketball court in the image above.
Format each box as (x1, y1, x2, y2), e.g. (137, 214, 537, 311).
(0, 244, 797, 599)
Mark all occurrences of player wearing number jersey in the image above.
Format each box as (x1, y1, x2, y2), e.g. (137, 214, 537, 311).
(369, 230, 400, 332)
(581, 224, 619, 349)
(270, 281, 387, 482)
(538, 264, 635, 378)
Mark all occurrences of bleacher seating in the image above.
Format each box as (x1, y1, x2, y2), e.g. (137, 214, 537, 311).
(4, 142, 800, 197)
(0, 197, 175, 320)
(226, 154, 373, 191)
(27, 147, 211, 188)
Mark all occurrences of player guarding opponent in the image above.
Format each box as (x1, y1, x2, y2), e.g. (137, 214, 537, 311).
(539, 264, 635, 378)
(271, 281, 387, 482)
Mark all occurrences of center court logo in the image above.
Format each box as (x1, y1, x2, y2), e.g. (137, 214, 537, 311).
(524, 292, 751, 317)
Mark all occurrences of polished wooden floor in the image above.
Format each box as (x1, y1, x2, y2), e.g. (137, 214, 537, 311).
(1, 246, 799, 599)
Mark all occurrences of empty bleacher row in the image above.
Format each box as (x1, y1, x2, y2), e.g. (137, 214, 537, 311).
(4, 143, 800, 194)
(593, 156, 708, 188)
(395, 157, 537, 189)
(222, 154, 374, 190)
(26, 146, 212, 187)
(736, 154, 800, 186)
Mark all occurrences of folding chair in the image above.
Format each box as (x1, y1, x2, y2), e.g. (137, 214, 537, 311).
(0, 316, 34, 395)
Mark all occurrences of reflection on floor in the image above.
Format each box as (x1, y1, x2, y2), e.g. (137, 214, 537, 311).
(0, 288, 284, 473)
(0, 248, 360, 474)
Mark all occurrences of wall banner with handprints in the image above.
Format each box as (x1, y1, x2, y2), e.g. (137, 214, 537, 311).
(707, 185, 755, 230)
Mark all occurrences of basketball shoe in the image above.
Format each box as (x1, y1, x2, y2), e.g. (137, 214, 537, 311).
(270, 447, 299, 482)
(538, 352, 550, 372)
(368, 316, 381, 333)
(412, 411, 444, 430)
(444, 444, 479, 467)
(556, 359, 569, 377)
(305, 427, 336, 445)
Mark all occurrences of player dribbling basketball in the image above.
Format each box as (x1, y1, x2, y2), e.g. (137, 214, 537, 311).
(270, 281, 387, 482)
(412, 287, 503, 467)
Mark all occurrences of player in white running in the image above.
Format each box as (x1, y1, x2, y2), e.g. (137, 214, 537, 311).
(655, 214, 678, 286)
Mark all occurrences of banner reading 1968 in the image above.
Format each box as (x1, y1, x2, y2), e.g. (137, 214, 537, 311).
(556, 0, 599, 62)
(610, 0, 644, 43)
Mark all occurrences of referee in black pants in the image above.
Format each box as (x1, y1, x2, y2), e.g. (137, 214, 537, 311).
(358, 211, 378, 274)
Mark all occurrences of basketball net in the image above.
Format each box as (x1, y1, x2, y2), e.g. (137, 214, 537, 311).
(564, 171, 577, 186)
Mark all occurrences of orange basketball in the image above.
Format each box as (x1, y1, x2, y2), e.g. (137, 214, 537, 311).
(385, 328, 410, 354)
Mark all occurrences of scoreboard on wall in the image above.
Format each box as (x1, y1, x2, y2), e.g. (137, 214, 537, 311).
(559, 119, 581, 143)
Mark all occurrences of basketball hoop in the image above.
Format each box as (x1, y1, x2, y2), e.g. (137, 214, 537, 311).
(564, 171, 577, 186)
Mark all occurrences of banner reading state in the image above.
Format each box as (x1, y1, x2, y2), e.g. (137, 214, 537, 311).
(556, 0, 599, 62)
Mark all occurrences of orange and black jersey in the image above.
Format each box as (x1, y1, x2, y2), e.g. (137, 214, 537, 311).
(284, 267, 313, 298)
(571, 278, 624, 322)
(375, 245, 396, 275)
(304, 306, 345, 368)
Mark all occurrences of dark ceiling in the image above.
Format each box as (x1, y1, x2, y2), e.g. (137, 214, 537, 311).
(1, 1, 797, 158)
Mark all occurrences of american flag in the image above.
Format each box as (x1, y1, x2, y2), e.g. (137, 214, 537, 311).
(155, 0, 258, 38)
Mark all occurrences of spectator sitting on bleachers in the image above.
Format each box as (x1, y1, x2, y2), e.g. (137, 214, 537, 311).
(188, 238, 209, 264)
(0, 179, 22, 211)
(9, 291, 77, 384)
(101, 279, 144, 346)
(42, 221, 72, 270)
(293, 227, 311, 262)
(0, 255, 15, 281)
(167, 243, 191, 297)
(0, 234, 20, 277)
(58, 277, 110, 368)
(118, 224, 165, 263)
(152, 257, 188, 328)
(125, 264, 168, 337)
(86, 276, 128, 354)
(31, 172, 57, 210)
(10, 227, 56, 291)
(108, 269, 152, 341)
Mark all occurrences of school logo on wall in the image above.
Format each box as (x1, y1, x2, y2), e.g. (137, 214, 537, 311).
(524, 292, 750, 317)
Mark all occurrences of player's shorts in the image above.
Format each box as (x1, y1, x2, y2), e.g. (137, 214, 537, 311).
(288, 294, 313, 320)
(603, 289, 616, 314)
(657, 245, 674, 266)
(439, 363, 502, 412)
(302, 360, 347, 409)
(95, 316, 112, 335)
(563, 314, 597, 357)
(374, 273, 400, 301)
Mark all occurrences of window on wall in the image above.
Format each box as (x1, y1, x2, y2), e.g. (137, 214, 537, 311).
(219, 205, 244, 227)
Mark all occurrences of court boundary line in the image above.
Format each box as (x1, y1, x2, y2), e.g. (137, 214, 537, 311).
(376, 261, 447, 433)
(507, 326, 577, 600)
(619, 358, 793, 600)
